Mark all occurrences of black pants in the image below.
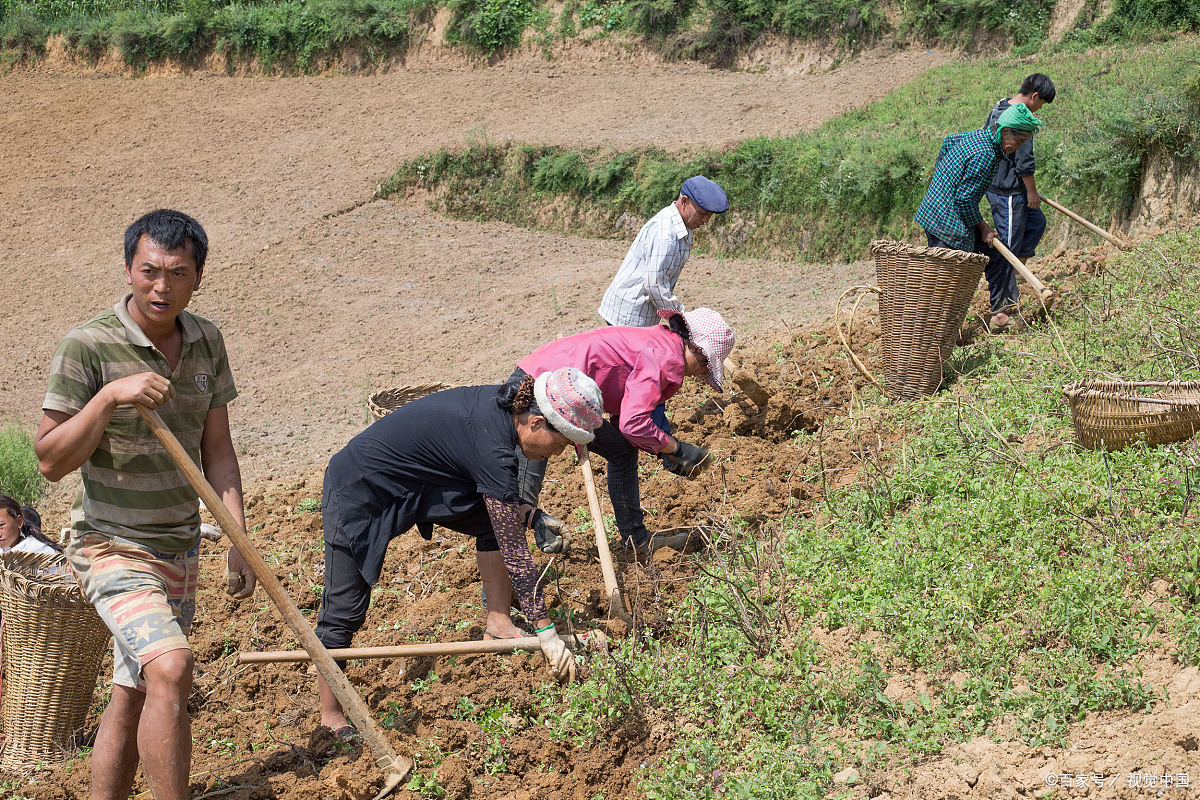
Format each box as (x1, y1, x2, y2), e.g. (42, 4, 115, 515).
(925, 229, 1017, 314)
(314, 499, 498, 650)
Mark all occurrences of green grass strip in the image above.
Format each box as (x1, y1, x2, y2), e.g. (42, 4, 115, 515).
(380, 36, 1200, 264)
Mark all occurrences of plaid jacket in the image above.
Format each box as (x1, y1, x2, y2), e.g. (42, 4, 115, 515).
(914, 128, 1002, 251)
(597, 203, 690, 326)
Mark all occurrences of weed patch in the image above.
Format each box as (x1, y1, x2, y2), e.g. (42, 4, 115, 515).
(0, 422, 47, 505)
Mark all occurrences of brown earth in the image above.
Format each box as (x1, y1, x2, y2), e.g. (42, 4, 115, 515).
(0, 40, 1187, 800)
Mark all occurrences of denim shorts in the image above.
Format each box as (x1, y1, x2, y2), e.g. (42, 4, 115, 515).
(66, 533, 199, 690)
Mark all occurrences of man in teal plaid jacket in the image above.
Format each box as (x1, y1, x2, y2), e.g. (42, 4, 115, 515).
(915, 102, 1042, 329)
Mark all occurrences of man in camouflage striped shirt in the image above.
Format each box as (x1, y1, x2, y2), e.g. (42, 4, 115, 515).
(36, 209, 254, 800)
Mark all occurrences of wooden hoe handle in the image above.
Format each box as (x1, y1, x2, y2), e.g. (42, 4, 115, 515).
(575, 444, 633, 625)
(238, 631, 606, 664)
(1039, 194, 1130, 249)
(990, 237, 1056, 310)
(135, 405, 412, 796)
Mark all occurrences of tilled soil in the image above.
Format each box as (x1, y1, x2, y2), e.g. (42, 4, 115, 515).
(10, 326, 883, 800)
(2, 34, 1190, 800)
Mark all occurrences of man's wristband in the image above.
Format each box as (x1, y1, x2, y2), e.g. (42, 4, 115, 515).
(534, 623, 556, 634)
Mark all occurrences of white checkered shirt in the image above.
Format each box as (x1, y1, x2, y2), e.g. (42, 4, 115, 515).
(597, 202, 691, 327)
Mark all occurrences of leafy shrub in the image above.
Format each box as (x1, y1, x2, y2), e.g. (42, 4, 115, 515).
(775, 0, 887, 46)
(1094, 0, 1200, 40)
(0, 424, 47, 506)
(446, 0, 534, 53)
(0, 9, 49, 62)
(625, 0, 690, 37)
(531, 149, 589, 193)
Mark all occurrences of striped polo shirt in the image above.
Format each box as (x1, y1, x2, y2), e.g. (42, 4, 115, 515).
(44, 294, 237, 552)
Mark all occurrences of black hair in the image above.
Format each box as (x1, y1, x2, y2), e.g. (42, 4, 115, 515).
(20, 505, 41, 538)
(1020, 73, 1055, 103)
(0, 497, 62, 552)
(665, 312, 693, 342)
(124, 209, 209, 272)
(0, 495, 20, 525)
(496, 373, 544, 417)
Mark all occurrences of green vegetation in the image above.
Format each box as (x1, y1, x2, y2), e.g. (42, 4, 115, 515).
(379, 37, 1200, 263)
(4, 0, 1199, 68)
(0, 423, 47, 505)
(0, 0, 437, 71)
(397, 225, 1200, 796)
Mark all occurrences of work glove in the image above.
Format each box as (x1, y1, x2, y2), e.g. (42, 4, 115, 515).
(537, 626, 577, 683)
(531, 509, 572, 554)
(660, 440, 711, 479)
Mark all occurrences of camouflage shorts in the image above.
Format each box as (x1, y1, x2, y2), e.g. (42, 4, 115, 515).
(66, 533, 199, 690)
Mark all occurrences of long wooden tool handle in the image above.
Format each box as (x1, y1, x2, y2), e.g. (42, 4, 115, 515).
(135, 405, 412, 786)
(576, 444, 632, 624)
(1039, 195, 1129, 249)
(239, 632, 599, 664)
(991, 238, 1050, 295)
(991, 237, 1055, 313)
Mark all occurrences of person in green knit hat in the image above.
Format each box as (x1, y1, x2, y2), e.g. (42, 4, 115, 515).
(914, 102, 1043, 330)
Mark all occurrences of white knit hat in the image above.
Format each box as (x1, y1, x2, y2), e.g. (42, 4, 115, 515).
(533, 367, 604, 444)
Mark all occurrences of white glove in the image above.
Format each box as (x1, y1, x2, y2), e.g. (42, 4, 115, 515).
(537, 626, 576, 683)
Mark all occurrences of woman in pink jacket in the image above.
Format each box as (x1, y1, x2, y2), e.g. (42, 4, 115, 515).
(510, 308, 735, 554)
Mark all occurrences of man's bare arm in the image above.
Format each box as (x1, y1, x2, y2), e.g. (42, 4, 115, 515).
(36, 372, 176, 482)
(200, 404, 255, 598)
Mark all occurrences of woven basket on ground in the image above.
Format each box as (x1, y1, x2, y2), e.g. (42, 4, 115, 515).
(367, 383, 456, 420)
(1063, 380, 1200, 451)
(0, 551, 111, 773)
(872, 239, 988, 401)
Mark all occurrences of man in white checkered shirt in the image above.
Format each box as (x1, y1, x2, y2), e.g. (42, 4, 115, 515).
(598, 175, 728, 327)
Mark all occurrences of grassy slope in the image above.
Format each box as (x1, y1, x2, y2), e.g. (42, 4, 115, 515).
(381, 35, 1200, 264)
(502, 227, 1200, 799)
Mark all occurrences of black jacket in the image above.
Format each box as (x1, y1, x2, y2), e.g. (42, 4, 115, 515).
(985, 98, 1036, 196)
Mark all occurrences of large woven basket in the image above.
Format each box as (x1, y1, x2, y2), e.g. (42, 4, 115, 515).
(367, 383, 456, 420)
(1063, 380, 1200, 451)
(0, 551, 111, 772)
(872, 240, 988, 400)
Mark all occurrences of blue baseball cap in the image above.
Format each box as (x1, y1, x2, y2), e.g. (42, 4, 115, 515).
(680, 175, 729, 214)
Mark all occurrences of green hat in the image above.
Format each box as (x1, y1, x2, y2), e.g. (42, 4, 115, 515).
(993, 102, 1042, 144)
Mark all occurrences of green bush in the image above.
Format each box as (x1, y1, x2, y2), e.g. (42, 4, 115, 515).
(531, 149, 589, 193)
(446, 0, 534, 53)
(11, 0, 430, 72)
(0, 9, 49, 63)
(1095, 0, 1200, 40)
(0, 424, 47, 506)
(625, 0, 691, 37)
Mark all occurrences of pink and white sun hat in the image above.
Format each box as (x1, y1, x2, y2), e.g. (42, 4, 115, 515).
(658, 308, 736, 392)
(534, 367, 605, 444)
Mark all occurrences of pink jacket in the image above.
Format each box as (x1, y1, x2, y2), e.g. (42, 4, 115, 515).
(518, 326, 684, 453)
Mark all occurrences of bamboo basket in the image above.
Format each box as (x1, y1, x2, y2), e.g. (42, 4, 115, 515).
(367, 383, 456, 420)
(0, 551, 111, 773)
(872, 240, 988, 400)
(1063, 380, 1200, 451)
